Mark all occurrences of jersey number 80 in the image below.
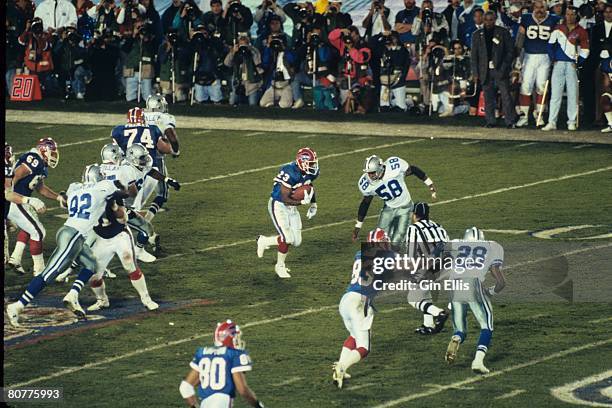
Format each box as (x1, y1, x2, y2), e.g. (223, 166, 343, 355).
(198, 357, 227, 391)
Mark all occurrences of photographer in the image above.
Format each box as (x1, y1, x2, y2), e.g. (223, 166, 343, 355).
(174, 0, 203, 41)
(159, 29, 192, 102)
(141, 0, 163, 48)
(7, 0, 35, 34)
(255, 0, 287, 41)
(328, 26, 374, 113)
(363, 0, 393, 42)
(18, 18, 54, 85)
(412, 0, 450, 47)
(224, 34, 263, 106)
(116, 0, 146, 36)
(54, 25, 92, 99)
(260, 33, 297, 108)
(283, 2, 323, 49)
(324, 1, 353, 32)
(190, 23, 226, 103)
(87, 28, 121, 100)
(87, 0, 119, 33)
(122, 19, 156, 101)
(442, 0, 461, 41)
(438, 40, 473, 116)
(201, 0, 226, 43)
(34, 0, 77, 32)
(373, 30, 411, 112)
(223, 0, 253, 45)
(256, 14, 290, 51)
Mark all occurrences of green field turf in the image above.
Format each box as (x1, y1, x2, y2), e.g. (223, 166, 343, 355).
(3, 122, 612, 408)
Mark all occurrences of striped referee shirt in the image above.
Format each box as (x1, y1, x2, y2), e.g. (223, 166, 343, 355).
(406, 219, 449, 258)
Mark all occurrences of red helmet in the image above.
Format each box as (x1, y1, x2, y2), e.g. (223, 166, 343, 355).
(214, 320, 245, 350)
(5, 143, 14, 168)
(367, 228, 390, 243)
(36, 137, 59, 168)
(127, 107, 146, 125)
(296, 147, 319, 175)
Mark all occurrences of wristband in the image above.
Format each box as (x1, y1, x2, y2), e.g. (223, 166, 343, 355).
(355, 221, 363, 229)
(424, 177, 434, 187)
(179, 380, 195, 399)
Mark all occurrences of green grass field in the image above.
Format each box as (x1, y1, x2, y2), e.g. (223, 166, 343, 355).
(3, 121, 612, 408)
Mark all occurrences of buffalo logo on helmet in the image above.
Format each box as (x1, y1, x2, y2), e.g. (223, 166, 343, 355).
(36, 137, 59, 168)
(295, 147, 319, 175)
(214, 320, 246, 350)
(127, 107, 146, 125)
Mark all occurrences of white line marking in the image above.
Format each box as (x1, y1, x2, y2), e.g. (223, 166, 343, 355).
(192, 130, 212, 135)
(86, 126, 107, 132)
(244, 131, 266, 137)
(35, 125, 53, 130)
(573, 144, 593, 149)
(16, 137, 110, 155)
(461, 140, 481, 145)
(346, 383, 376, 391)
(182, 139, 424, 186)
(272, 376, 303, 386)
(483, 229, 529, 235)
(246, 301, 272, 308)
(551, 369, 612, 407)
(297, 134, 318, 139)
(352, 136, 372, 141)
(495, 389, 526, 400)
(517, 142, 538, 147)
(126, 370, 157, 379)
(371, 338, 612, 408)
(423, 383, 474, 391)
(589, 317, 612, 324)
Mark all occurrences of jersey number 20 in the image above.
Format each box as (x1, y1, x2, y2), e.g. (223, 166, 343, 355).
(198, 357, 227, 390)
(68, 193, 92, 220)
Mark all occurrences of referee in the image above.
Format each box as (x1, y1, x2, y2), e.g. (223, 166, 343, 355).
(406, 202, 449, 335)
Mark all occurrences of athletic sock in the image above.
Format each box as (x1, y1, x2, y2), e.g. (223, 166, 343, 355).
(276, 251, 287, 267)
(423, 314, 435, 328)
(91, 280, 108, 300)
(338, 349, 362, 371)
(19, 276, 46, 306)
(32, 254, 45, 274)
(477, 329, 492, 351)
(70, 268, 95, 295)
(473, 349, 487, 365)
(606, 111, 612, 126)
(129, 269, 151, 300)
(10, 240, 27, 264)
(454, 331, 466, 343)
(260, 235, 278, 247)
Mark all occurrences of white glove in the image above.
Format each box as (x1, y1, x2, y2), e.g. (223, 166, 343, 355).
(300, 188, 314, 205)
(25, 197, 46, 213)
(306, 203, 317, 219)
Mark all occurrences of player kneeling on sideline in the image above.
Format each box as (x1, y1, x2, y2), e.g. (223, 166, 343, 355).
(180, 320, 264, 408)
(333, 228, 393, 389)
(6, 165, 127, 326)
(257, 147, 319, 278)
(445, 227, 505, 374)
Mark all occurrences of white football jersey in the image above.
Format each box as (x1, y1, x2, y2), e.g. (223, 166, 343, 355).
(100, 163, 143, 189)
(64, 180, 119, 235)
(358, 156, 412, 208)
(144, 111, 176, 133)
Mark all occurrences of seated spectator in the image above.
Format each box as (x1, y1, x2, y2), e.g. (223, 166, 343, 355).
(34, 0, 77, 32)
(121, 19, 156, 102)
(394, 0, 419, 45)
(224, 34, 263, 106)
(223, 0, 253, 45)
(254, 0, 286, 42)
(373, 31, 411, 112)
(260, 34, 297, 108)
(201, 0, 226, 40)
(18, 17, 55, 89)
(190, 23, 227, 103)
(158, 29, 193, 102)
(54, 26, 92, 99)
(442, 0, 461, 41)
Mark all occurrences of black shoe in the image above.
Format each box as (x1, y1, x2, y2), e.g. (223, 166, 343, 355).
(484, 123, 496, 128)
(415, 325, 436, 335)
(433, 310, 449, 333)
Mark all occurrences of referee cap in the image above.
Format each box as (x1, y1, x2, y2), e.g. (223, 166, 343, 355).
(413, 202, 430, 220)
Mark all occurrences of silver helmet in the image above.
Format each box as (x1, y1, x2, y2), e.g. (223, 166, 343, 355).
(363, 155, 384, 180)
(145, 94, 168, 113)
(125, 143, 152, 170)
(463, 227, 485, 241)
(100, 143, 124, 164)
(82, 164, 104, 183)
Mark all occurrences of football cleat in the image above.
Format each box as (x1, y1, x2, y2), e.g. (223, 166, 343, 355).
(55, 267, 73, 283)
(136, 247, 156, 263)
(87, 298, 110, 311)
(63, 291, 86, 319)
(433, 310, 449, 333)
(141, 297, 159, 311)
(256, 235, 269, 258)
(445, 335, 461, 364)
(274, 264, 291, 279)
(332, 362, 345, 389)
(471, 359, 490, 374)
(6, 302, 23, 327)
(149, 233, 162, 255)
(515, 115, 529, 128)
(601, 126, 612, 133)
(415, 325, 436, 335)
(567, 123, 577, 131)
(8, 259, 25, 274)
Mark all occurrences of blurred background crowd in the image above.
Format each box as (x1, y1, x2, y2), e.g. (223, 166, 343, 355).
(5, 0, 612, 130)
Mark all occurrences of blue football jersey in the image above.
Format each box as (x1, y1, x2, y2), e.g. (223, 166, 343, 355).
(12, 151, 48, 197)
(270, 162, 319, 202)
(111, 124, 163, 164)
(520, 13, 560, 54)
(347, 250, 395, 299)
(190, 346, 252, 400)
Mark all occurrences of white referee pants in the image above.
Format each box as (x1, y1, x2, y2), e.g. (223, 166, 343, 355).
(339, 291, 373, 350)
(268, 198, 302, 246)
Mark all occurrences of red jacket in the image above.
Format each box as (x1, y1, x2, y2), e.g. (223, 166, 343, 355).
(328, 28, 372, 85)
(18, 31, 54, 73)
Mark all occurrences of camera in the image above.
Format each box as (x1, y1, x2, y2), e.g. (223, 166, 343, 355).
(329, 5, 338, 14)
(138, 20, 153, 36)
(269, 34, 284, 52)
(488, 0, 500, 13)
(578, 0, 596, 19)
(238, 44, 251, 57)
(309, 32, 321, 47)
(373, 0, 381, 10)
(228, 0, 242, 15)
(191, 30, 209, 47)
(422, 8, 433, 25)
(342, 33, 353, 45)
(167, 32, 178, 45)
(67, 31, 82, 45)
(30, 18, 44, 35)
(298, 7, 309, 20)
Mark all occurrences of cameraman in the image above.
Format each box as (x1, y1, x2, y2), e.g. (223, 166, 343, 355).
(18, 18, 54, 86)
(256, 14, 290, 51)
(201, 0, 226, 42)
(190, 23, 226, 103)
(158, 28, 192, 102)
(412, 0, 450, 47)
(223, 0, 253, 45)
(116, 0, 146, 36)
(174, 0, 203, 41)
(255, 0, 287, 41)
(260, 34, 297, 108)
(122, 19, 156, 101)
(439, 39, 472, 116)
(224, 34, 263, 106)
(328, 26, 373, 113)
(54, 25, 92, 99)
(362, 0, 393, 42)
(283, 2, 323, 49)
(87, 28, 121, 100)
(324, 1, 353, 32)
(373, 30, 411, 112)
(141, 0, 163, 48)
(87, 0, 119, 33)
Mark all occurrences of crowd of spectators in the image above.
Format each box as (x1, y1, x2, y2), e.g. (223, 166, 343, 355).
(5, 0, 612, 130)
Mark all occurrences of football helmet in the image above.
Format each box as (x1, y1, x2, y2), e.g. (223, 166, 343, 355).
(296, 147, 319, 175)
(145, 94, 168, 113)
(5, 143, 14, 168)
(36, 137, 59, 168)
(463, 227, 485, 241)
(82, 164, 104, 183)
(367, 228, 390, 243)
(125, 143, 152, 170)
(100, 143, 124, 164)
(363, 155, 384, 180)
(214, 320, 245, 350)
(127, 107, 146, 125)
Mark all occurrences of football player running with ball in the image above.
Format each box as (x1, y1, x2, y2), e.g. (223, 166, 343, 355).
(352, 155, 437, 244)
(179, 320, 264, 408)
(257, 147, 319, 278)
(445, 227, 506, 374)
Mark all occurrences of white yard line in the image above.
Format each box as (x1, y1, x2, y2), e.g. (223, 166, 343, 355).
(35, 124, 54, 130)
(483, 229, 530, 235)
(126, 370, 157, 379)
(589, 317, 612, 324)
(86, 126, 107, 132)
(345, 383, 376, 391)
(573, 144, 593, 149)
(461, 140, 481, 145)
(245, 301, 272, 308)
(243, 131, 266, 137)
(371, 338, 612, 408)
(272, 376, 303, 387)
(352, 136, 372, 141)
(550, 369, 612, 407)
(191, 130, 212, 135)
(16, 136, 109, 155)
(378, 307, 408, 314)
(494, 389, 526, 400)
(517, 142, 538, 148)
(181, 139, 424, 186)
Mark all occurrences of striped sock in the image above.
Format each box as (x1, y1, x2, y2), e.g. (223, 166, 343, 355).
(19, 276, 46, 306)
(71, 268, 94, 294)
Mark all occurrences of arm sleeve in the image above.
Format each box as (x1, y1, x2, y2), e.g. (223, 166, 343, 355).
(189, 349, 202, 372)
(407, 165, 427, 181)
(328, 28, 343, 51)
(357, 196, 372, 222)
(231, 351, 252, 373)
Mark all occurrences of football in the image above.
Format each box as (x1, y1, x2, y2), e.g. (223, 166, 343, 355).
(290, 184, 313, 201)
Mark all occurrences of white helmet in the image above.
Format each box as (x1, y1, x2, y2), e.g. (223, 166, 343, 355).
(363, 155, 384, 180)
(83, 164, 104, 183)
(463, 227, 485, 241)
(125, 143, 152, 170)
(100, 143, 124, 164)
(146, 94, 168, 113)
